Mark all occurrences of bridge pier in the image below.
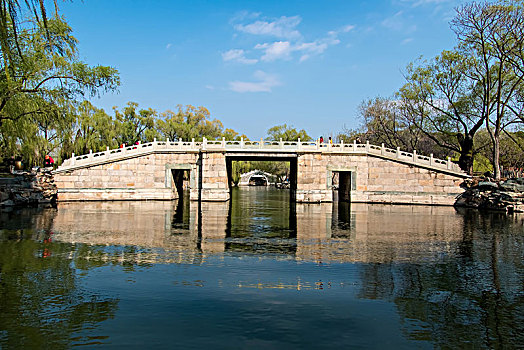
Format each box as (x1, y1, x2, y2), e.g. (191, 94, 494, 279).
(199, 152, 230, 201)
(296, 153, 333, 203)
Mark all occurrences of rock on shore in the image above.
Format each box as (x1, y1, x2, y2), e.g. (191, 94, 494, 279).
(0, 168, 57, 207)
(455, 177, 524, 213)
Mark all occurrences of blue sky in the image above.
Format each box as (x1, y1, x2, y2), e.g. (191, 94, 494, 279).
(58, 0, 467, 139)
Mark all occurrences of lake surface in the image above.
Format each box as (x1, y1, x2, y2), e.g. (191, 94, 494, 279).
(0, 187, 522, 349)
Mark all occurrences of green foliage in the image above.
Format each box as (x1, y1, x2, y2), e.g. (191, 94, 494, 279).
(371, 0, 524, 176)
(473, 154, 493, 174)
(230, 160, 290, 186)
(475, 129, 524, 171)
(156, 105, 242, 141)
(266, 124, 312, 141)
(114, 102, 157, 145)
(0, 16, 120, 166)
(58, 101, 118, 161)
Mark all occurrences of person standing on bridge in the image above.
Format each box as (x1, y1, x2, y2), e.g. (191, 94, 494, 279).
(320, 136, 324, 144)
(44, 155, 54, 168)
(328, 136, 332, 144)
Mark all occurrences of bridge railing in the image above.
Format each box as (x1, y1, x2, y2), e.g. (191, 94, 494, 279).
(59, 137, 463, 174)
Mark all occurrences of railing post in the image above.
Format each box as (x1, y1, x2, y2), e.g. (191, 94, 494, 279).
(298, 138, 301, 150)
(396, 147, 401, 158)
(280, 138, 283, 149)
(413, 149, 417, 162)
(191, 138, 195, 148)
(260, 138, 264, 149)
(106, 146, 110, 159)
(241, 137, 244, 148)
(365, 141, 370, 152)
(340, 139, 344, 149)
(316, 138, 320, 150)
(89, 149, 93, 160)
(203, 137, 207, 150)
(71, 153, 75, 166)
(222, 137, 226, 148)
(430, 154, 434, 166)
(353, 140, 357, 152)
(447, 157, 451, 170)
(381, 143, 385, 155)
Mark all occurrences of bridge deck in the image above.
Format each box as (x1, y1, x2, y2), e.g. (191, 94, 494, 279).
(56, 138, 465, 176)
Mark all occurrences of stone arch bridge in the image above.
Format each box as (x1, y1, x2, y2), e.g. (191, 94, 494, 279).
(54, 138, 468, 205)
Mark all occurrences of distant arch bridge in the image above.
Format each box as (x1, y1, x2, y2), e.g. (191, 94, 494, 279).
(238, 170, 274, 186)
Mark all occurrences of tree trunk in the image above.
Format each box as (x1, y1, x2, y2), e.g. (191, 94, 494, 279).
(492, 135, 501, 179)
(458, 134, 474, 175)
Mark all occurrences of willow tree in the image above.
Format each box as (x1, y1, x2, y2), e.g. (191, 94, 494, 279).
(0, 0, 55, 64)
(156, 105, 241, 141)
(266, 124, 312, 141)
(0, 16, 119, 165)
(113, 102, 157, 146)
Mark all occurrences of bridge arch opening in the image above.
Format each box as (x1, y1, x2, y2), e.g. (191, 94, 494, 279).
(166, 163, 196, 200)
(171, 169, 190, 199)
(225, 155, 298, 199)
(330, 169, 356, 202)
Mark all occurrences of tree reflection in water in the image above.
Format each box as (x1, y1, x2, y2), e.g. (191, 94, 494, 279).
(0, 208, 118, 348)
(0, 188, 522, 348)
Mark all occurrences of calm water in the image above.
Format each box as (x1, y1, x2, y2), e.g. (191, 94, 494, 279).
(0, 187, 523, 349)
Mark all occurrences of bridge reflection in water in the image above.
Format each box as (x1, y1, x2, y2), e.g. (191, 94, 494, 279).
(51, 188, 466, 264)
(3, 188, 522, 349)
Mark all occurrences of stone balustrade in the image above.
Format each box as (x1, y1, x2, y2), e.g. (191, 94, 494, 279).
(58, 138, 463, 175)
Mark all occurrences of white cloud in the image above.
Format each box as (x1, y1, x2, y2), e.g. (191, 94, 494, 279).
(234, 15, 302, 39)
(227, 14, 355, 64)
(401, 37, 413, 45)
(397, 0, 459, 20)
(254, 33, 342, 63)
(299, 54, 310, 63)
(381, 11, 417, 33)
(166, 43, 172, 50)
(296, 41, 329, 55)
(229, 70, 281, 93)
(222, 49, 258, 64)
(400, 0, 452, 7)
(229, 11, 261, 23)
(255, 41, 293, 62)
(340, 24, 356, 33)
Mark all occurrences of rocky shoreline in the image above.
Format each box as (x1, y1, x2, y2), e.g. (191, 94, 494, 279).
(455, 177, 524, 213)
(0, 169, 57, 207)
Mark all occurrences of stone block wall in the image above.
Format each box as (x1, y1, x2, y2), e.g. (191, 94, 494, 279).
(200, 152, 230, 201)
(55, 152, 200, 201)
(296, 153, 333, 202)
(54, 149, 466, 205)
(296, 152, 466, 205)
(352, 155, 465, 205)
